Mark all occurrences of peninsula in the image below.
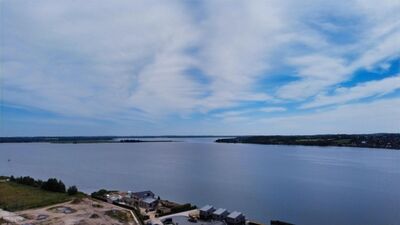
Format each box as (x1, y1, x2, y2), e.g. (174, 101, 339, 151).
(215, 133, 400, 150)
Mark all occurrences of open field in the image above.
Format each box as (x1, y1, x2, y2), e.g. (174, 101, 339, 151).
(0, 181, 72, 211)
(0, 181, 136, 225)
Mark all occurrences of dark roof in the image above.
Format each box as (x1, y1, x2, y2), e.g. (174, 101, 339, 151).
(132, 190, 155, 199)
(200, 205, 214, 212)
(213, 208, 228, 216)
(227, 211, 243, 219)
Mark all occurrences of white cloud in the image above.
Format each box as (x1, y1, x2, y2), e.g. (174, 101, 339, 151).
(260, 107, 287, 113)
(2, 0, 202, 118)
(276, 0, 400, 100)
(255, 98, 400, 134)
(277, 55, 350, 99)
(1, 0, 399, 134)
(302, 75, 400, 108)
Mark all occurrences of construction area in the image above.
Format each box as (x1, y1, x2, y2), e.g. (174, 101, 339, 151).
(0, 198, 137, 225)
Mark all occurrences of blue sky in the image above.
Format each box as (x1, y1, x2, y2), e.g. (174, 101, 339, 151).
(0, 0, 399, 136)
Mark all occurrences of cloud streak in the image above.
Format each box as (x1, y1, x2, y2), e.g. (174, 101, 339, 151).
(302, 74, 400, 109)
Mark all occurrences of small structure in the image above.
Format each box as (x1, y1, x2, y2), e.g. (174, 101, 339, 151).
(226, 211, 245, 225)
(106, 193, 122, 203)
(199, 205, 215, 220)
(212, 208, 229, 221)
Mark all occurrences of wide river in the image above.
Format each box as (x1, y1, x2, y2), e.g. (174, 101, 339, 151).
(1, 139, 399, 225)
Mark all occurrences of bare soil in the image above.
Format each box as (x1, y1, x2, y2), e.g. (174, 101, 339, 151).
(7, 198, 137, 225)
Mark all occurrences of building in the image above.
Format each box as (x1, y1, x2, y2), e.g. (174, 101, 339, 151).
(226, 211, 245, 225)
(199, 205, 215, 220)
(132, 190, 155, 200)
(132, 190, 158, 210)
(106, 193, 122, 203)
(141, 197, 158, 210)
(212, 208, 229, 221)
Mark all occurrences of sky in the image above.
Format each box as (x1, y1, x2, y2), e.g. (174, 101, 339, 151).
(0, 0, 399, 136)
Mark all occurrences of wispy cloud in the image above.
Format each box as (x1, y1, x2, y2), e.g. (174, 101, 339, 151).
(302, 74, 400, 109)
(260, 107, 287, 113)
(256, 98, 400, 134)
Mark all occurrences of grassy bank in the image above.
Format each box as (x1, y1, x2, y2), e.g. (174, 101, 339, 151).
(0, 181, 73, 211)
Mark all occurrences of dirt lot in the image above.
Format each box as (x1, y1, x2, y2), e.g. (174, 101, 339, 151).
(3, 198, 137, 225)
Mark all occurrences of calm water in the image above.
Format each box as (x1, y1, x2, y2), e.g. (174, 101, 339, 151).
(1, 140, 399, 225)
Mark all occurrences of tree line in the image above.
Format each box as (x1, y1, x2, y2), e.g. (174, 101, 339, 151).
(216, 133, 400, 149)
(9, 175, 78, 195)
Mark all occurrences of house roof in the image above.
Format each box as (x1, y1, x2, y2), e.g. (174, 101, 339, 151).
(132, 190, 154, 199)
(213, 208, 228, 215)
(143, 197, 157, 204)
(200, 205, 214, 212)
(227, 211, 243, 219)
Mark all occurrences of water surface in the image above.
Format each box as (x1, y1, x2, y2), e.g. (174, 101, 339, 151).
(1, 140, 399, 225)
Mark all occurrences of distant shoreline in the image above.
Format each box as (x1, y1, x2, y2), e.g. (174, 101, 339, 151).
(1, 134, 399, 150)
(215, 133, 400, 150)
(0, 136, 231, 144)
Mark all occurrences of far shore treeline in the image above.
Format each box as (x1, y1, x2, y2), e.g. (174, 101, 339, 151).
(7, 175, 78, 195)
(0, 135, 231, 143)
(216, 133, 400, 150)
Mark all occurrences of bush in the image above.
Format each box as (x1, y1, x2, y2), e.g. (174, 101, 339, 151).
(91, 189, 109, 198)
(67, 186, 78, 195)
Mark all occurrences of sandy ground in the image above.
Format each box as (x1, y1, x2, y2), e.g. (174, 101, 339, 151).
(2, 198, 138, 225)
(0, 209, 25, 223)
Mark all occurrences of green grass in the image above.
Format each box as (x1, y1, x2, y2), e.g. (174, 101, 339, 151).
(0, 181, 72, 211)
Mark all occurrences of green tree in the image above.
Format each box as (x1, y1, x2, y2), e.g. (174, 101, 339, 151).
(67, 186, 78, 195)
(41, 178, 66, 193)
